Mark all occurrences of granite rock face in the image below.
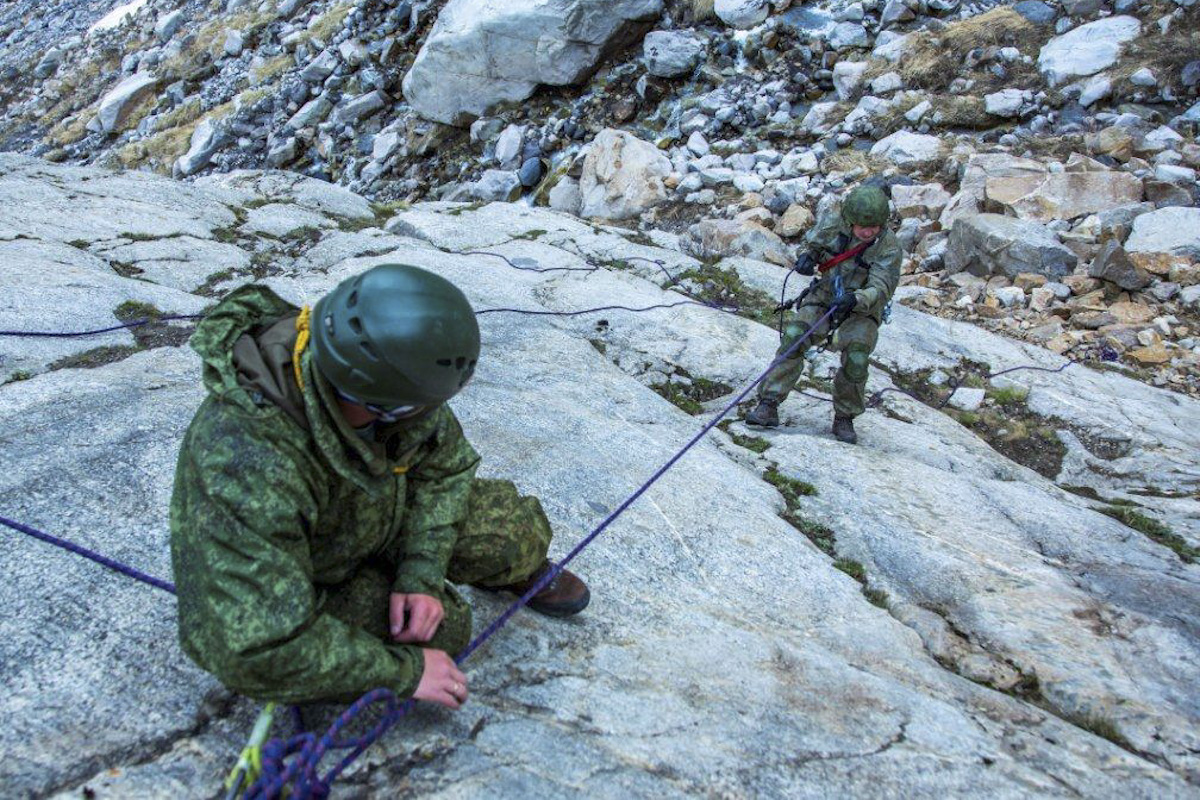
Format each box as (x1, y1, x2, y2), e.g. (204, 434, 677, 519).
(2, 159, 1198, 798)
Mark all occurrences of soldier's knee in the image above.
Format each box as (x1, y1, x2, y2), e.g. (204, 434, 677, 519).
(842, 344, 871, 383)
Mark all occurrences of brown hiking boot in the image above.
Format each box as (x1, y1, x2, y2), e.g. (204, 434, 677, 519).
(832, 414, 858, 444)
(494, 561, 590, 617)
(745, 399, 780, 427)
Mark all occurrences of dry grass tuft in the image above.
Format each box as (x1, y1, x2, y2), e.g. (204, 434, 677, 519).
(822, 148, 886, 176)
(898, 8, 1043, 91)
(306, 3, 354, 43)
(691, 0, 717, 20)
(251, 54, 294, 85)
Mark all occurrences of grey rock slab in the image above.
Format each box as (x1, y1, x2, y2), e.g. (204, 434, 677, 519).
(96, 73, 158, 134)
(402, 0, 663, 125)
(196, 170, 375, 222)
(241, 202, 335, 238)
(0, 154, 240, 244)
(90, 236, 252, 292)
(642, 30, 705, 78)
(0, 239, 209, 381)
(1125, 207, 1200, 260)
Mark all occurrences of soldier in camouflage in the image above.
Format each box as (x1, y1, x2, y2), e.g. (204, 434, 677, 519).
(170, 263, 589, 710)
(746, 185, 904, 444)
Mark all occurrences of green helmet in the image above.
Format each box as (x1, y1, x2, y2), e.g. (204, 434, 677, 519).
(310, 263, 480, 408)
(841, 185, 890, 227)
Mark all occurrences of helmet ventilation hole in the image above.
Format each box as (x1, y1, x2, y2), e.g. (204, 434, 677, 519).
(456, 357, 466, 370)
(349, 317, 363, 334)
(347, 290, 358, 308)
(437, 358, 452, 367)
(359, 341, 380, 361)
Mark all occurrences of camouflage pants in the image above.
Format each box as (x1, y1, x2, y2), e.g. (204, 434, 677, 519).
(320, 478, 552, 657)
(757, 304, 880, 418)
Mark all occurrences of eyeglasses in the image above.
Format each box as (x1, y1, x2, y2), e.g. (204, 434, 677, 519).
(332, 386, 425, 423)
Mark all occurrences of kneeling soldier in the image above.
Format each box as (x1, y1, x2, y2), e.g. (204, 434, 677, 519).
(170, 263, 589, 710)
(746, 185, 902, 444)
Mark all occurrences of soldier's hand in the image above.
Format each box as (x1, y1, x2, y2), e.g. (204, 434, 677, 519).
(792, 253, 816, 277)
(391, 593, 445, 643)
(414, 649, 468, 709)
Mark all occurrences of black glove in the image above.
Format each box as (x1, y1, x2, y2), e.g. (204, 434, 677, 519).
(832, 291, 857, 316)
(792, 253, 816, 277)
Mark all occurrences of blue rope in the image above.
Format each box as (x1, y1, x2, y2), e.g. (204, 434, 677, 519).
(0, 515, 176, 594)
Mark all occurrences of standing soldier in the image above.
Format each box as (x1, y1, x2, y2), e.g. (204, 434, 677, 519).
(170, 263, 589, 710)
(745, 185, 902, 444)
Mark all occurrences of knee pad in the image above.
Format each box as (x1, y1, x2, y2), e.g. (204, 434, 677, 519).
(843, 344, 871, 383)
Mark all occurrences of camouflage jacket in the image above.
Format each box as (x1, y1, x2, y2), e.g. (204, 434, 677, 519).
(169, 284, 480, 703)
(799, 202, 904, 324)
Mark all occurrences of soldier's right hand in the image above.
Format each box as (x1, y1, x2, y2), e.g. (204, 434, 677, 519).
(414, 649, 469, 709)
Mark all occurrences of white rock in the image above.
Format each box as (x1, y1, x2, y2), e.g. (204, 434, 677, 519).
(579, 128, 672, 220)
(174, 118, 228, 177)
(643, 30, 705, 78)
(832, 61, 869, 101)
(154, 9, 184, 42)
(1125, 207, 1200, 259)
(828, 22, 870, 49)
(905, 99, 931, 123)
(1155, 164, 1197, 184)
(96, 73, 157, 134)
(687, 131, 710, 157)
(1129, 67, 1157, 87)
(870, 71, 903, 95)
(223, 29, 244, 57)
(891, 183, 951, 219)
(948, 386, 986, 411)
(494, 124, 526, 169)
(714, 0, 770, 29)
(1038, 16, 1141, 87)
(984, 89, 1026, 118)
(547, 176, 582, 215)
(869, 131, 943, 165)
(1077, 74, 1112, 107)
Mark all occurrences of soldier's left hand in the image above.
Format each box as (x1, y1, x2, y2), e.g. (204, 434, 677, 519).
(390, 593, 445, 642)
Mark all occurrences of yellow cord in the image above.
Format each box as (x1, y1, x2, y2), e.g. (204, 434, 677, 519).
(293, 306, 311, 390)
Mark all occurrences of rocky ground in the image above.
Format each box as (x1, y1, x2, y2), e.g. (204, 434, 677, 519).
(2, 0, 1200, 796)
(1, 155, 1199, 797)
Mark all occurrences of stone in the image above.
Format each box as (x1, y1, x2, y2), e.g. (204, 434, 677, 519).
(472, 169, 523, 202)
(869, 131, 942, 166)
(548, 176, 582, 215)
(96, 74, 157, 134)
(579, 129, 672, 220)
(267, 137, 298, 167)
(1128, 344, 1172, 364)
(1141, 125, 1184, 153)
(643, 30, 705, 78)
(891, 183, 951, 219)
(946, 214, 1078, 279)
(714, 0, 770, 28)
(1013, 0, 1057, 23)
(680, 218, 793, 266)
(832, 61, 869, 101)
(1038, 17, 1141, 87)
(905, 100, 931, 124)
(155, 9, 184, 41)
(300, 49, 339, 83)
(1182, 60, 1200, 88)
(776, 204, 814, 237)
(1086, 126, 1136, 161)
(332, 91, 385, 126)
(984, 172, 1144, 223)
(1125, 208, 1200, 260)
(948, 386, 986, 410)
(34, 47, 64, 79)
(518, 157, 544, 188)
(286, 95, 333, 129)
(687, 131, 710, 157)
(870, 72, 903, 95)
(985, 89, 1026, 117)
(223, 29, 244, 57)
(402, 0, 663, 125)
(1155, 164, 1197, 184)
(1129, 68, 1157, 87)
(494, 124, 526, 170)
(1089, 241, 1152, 290)
(880, 0, 915, 27)
(993, 286, 1027, 308)
(828, 22, 870, 49)
(174, 118, 228, 177)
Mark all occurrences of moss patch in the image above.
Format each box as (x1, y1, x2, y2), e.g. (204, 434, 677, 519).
(1100, 505, 1196, 564)
(651, 374, 733, 415)
(718, 421, 772, 453)
(670, 263, 778, 326)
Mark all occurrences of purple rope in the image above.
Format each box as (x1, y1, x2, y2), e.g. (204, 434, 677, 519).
(246, 306, 840, 799)
(0, 314, 203, 338)
(0, 515, 176, 594)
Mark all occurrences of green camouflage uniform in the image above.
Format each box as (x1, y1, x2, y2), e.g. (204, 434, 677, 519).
(758, 202, 904, 418)
(170, 285, 551, 705)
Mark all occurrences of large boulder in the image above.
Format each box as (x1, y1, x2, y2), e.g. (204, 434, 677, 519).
(1124, 207, 1200, 260)
(940, 154, 1046, 229)
(1088, 240, 1152, 290)
(869, 131, 943, 165)
(1038, 16, 1141, 87)
(945, 214, 1078, 279)
(579, 129, 672, 220)
(96, 73, 158, 134)
(984, 172, 1144, 223)
(680, 218, 793, 266)
(403, 0, 662, 125)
